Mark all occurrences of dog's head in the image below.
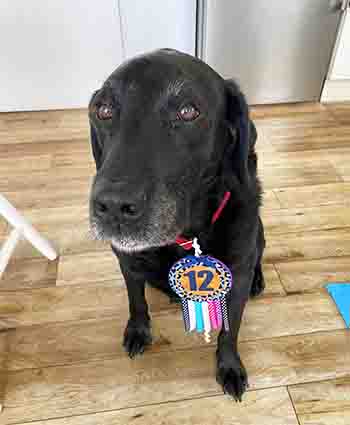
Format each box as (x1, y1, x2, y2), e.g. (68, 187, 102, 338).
(89, 49, 251, 252)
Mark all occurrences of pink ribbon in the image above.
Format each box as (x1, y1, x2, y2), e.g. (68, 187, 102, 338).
(208, 301, 219, 329)
(215, 300, 223, 328)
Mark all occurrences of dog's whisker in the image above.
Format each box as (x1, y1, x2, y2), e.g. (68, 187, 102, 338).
(86, 228, 98, 241)
(88, 221, 109, 242)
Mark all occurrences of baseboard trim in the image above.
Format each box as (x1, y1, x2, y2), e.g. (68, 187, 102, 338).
(321, 79, 350, 102)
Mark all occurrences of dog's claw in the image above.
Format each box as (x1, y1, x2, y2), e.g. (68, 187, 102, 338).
(216, 354, 248, 402)
(123, 320, 152, 358)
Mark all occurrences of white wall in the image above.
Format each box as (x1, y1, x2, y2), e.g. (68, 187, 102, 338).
(0, 1, 123, 111)
(0, 1, 196, 112)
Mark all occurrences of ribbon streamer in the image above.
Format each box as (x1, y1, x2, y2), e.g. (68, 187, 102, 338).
(202, 302, 211, 332)
(194, 301, 204, 332)
(215, 300, 223, 329)
(188, 300, 196, 331)
(221, 297, 230, 332)
(181, 299, 190, 332)
(208, 301, 218, 330)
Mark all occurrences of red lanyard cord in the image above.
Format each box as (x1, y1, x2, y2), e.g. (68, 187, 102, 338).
(175, 191, 231, 250)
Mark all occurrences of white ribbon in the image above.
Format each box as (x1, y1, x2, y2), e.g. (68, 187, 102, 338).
(188, 300, 196, 331)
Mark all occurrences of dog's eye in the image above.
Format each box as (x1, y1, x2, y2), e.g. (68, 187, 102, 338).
(97, 104, 113, 120)
(177, 104, 200, 122)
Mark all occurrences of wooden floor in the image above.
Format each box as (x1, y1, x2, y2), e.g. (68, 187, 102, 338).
(1, 102, 350, 425)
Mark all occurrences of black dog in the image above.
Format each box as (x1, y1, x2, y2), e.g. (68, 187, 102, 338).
(88, 49, 265, 401)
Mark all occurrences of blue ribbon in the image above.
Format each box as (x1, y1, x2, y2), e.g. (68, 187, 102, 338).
(194, 301, 204, 332)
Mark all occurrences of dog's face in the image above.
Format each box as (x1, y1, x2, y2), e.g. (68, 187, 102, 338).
(89, 49, 249, 252)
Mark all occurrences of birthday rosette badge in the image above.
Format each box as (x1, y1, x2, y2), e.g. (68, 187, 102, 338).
(169, 254, 232, 341)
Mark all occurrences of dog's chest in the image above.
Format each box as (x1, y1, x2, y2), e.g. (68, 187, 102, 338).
(134, 245, 185, 283)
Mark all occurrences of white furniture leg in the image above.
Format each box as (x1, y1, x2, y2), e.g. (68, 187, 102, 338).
(0, 228, 22, 278)
(0, 194, 57, 264)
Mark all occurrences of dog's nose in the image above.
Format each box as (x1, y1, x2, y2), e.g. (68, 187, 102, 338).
(94, 190, 145, 222)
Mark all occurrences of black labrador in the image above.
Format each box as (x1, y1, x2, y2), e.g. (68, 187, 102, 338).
(88, 49, 265, 401)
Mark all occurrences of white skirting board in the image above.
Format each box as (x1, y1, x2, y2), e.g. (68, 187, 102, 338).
(321, 79, 350, 102)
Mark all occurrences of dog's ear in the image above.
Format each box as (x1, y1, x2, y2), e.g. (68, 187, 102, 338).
(90, 123, 102, 170)
(225, 79, 251, 186)
(88, 90, 102, 170)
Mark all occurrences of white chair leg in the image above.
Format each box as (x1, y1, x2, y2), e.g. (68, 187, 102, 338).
(0, 194, 57, 261)
(0, 228, 22, 278)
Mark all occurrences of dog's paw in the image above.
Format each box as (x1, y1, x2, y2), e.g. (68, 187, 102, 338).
(250, 265, 265, 298)
(216, 354, 248, 402)
(123, 320, 152, 359)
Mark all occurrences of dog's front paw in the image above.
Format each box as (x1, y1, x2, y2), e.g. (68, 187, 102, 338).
(216, 353, 248, 402)
(123, 319, 152, 358)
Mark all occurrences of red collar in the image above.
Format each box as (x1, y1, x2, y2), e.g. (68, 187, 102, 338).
(175, 191, 231, 250)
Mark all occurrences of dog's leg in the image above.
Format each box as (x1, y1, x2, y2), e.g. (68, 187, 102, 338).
(250, 218, 266, 298)
(216, 267, 254, 401)
(122, 274, 152, 358)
